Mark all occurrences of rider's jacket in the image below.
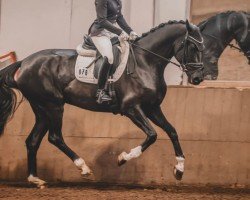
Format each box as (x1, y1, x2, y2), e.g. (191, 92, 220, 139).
(89, 0, 133, 36)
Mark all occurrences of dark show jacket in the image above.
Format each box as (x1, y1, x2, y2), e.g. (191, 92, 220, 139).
(89, 0, 133, 36)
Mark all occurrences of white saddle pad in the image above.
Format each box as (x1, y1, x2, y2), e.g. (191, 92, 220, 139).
(75, 41, 130, 84)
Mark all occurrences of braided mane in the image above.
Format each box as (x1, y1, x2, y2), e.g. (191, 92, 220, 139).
(136, 20, 186, 41)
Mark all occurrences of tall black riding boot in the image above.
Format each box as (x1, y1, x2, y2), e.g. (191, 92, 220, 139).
(96, 56, 112, 104)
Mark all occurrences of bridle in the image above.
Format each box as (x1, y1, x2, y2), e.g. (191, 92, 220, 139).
(130, 32, 204, 73)
(180, 33, 204, 72)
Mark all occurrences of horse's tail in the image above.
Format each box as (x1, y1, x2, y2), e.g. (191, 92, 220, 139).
(0, 61, 22, 136)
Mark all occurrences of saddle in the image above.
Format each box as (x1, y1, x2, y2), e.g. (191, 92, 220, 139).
(79, 35, 121, 79)
(75, 35, 135, 108)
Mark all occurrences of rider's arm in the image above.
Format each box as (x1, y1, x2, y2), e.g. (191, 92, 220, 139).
(117, 14, 133, 35)
(96, 0, 123, 35)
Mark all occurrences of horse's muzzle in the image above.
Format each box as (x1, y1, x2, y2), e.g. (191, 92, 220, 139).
(191, 77, 203, 85)
(189, 69, 204, 85)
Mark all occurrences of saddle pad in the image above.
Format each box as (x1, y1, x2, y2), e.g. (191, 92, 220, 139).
(75, 41, 130, 84)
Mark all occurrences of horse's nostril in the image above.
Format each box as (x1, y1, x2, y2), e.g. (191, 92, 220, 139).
(193, 77, 202, 85)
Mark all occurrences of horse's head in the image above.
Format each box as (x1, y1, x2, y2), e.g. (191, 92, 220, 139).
(174, 20, 205, 85)
(197, 11, 250, 80)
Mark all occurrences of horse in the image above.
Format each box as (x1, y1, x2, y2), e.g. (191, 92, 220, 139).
(198, 11, 250, 80)
(0, 20, 204, 188)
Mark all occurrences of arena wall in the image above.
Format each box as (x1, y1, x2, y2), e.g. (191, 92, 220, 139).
(0, 86, 249, 187)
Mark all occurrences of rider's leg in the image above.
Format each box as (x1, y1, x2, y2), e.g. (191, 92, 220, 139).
(92, 35, 114, 64)
(92, 35, 113, 103)
(96, 56, 112, 103)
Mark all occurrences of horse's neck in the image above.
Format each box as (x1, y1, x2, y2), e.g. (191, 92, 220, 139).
(232, 12, 249, 44)
(205, 12, 247, 54)
(137, 25, 185, 69)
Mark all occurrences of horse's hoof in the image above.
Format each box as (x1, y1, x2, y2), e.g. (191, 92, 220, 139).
(118, 152, 127, 166)
(28, 175, 47, 188)
(81, 170, 93, 177)
(173, 167, 183, 181)
(39, 185, 47, 189)
(118, 158, 127, 166)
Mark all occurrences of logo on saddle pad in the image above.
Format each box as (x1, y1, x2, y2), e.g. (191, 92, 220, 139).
(75, 41, 130, 84)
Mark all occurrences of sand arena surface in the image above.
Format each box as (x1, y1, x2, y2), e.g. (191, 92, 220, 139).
(0, 183, 249, 200)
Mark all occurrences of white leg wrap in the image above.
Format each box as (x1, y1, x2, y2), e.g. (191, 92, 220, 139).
(121, 146, 142, 161)
(74, 158, 92, 175)
(175, 156, 185, 172)
(28, 175, 46, 187)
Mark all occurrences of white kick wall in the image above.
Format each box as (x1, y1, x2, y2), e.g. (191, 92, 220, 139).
(0, 0, 190, 85)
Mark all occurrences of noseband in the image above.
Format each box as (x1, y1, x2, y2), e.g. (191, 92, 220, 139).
(176, 33, 204, 72)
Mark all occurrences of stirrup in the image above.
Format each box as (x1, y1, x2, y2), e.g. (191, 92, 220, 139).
(96, 89, 112, 104)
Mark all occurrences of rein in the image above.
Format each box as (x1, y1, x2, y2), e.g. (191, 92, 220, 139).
(228, 43, 243, 52)
(129, 33, 204, 72)
(84, 41, 184, 70)
(86, 33, 204, 73)
(128, 41, 183, 69)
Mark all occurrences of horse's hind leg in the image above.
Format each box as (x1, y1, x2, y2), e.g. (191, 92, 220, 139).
(25, 103, 48, 188)
(118, 105, 157, 166)
(47, 105, 92, 177)
(144, 106, 185, 181)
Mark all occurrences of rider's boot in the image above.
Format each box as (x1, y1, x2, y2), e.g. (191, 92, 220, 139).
(96, 56, 112, 104)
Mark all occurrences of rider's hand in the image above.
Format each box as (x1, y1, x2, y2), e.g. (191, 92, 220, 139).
(129, 31, 139, 41)
(119, 31, 129, 42)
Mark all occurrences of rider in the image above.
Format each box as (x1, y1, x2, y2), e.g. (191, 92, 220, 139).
(89, 0, 138, 103)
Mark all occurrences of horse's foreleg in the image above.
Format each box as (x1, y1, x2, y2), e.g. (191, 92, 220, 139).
(26, 104, 48, 188)
(144, 106, 185, 180)
(47, 106, 92, 177)
(118, 105, 157, 166)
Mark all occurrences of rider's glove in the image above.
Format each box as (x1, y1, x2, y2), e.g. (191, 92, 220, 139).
(129, 31, 139, 41)
(119, 31, 129, 42)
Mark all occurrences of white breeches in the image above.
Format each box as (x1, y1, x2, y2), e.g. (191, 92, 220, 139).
(91, 30, 117, 64)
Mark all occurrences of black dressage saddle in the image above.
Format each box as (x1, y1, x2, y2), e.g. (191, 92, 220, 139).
(81, 35, 121, 79)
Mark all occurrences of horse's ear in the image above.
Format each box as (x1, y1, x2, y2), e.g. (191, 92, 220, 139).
(186, 19, 192, 33)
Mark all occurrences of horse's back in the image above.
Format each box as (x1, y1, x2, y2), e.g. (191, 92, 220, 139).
(21, 49, 77, 66)
(16, 49, 78, 103)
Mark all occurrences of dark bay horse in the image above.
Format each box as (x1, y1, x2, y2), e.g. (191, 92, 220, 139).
(198, 11, 250, 80)
(0, 20, 204, 188)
